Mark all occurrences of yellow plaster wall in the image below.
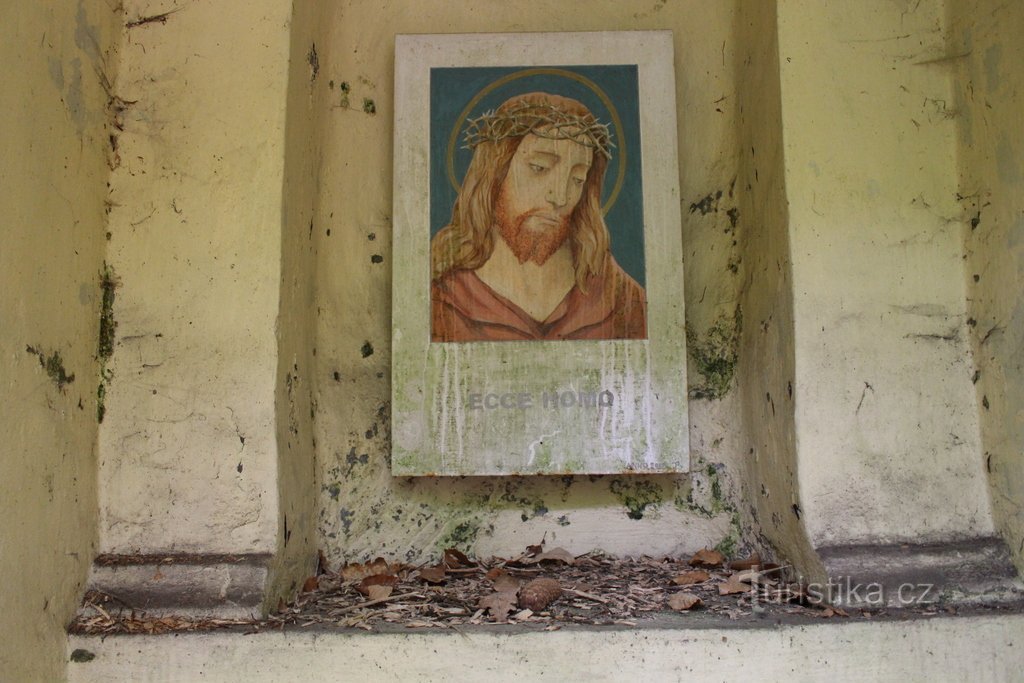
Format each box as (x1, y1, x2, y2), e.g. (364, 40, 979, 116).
(949, 0, 1024, 570)
(0, 1, 121, 678)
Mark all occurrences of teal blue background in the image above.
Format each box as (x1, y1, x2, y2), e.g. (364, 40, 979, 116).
(429, 65, 646, 287)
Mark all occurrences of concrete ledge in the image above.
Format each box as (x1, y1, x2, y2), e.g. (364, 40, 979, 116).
(67, 612, 1024, 682)
(818, 538, 1023, 607)
(85, 554, 272, 619)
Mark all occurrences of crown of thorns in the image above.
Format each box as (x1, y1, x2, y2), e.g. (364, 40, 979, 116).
(462, 102, 614, 158)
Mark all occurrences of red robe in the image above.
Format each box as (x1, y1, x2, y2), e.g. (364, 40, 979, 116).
(432, 259, 647, 342)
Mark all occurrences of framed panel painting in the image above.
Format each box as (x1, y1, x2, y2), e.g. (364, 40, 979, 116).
(392, 31, 689, 475)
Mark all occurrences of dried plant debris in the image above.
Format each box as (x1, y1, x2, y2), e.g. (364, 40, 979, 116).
(69, 546, 971, 636)
(71, 591, 253, 635)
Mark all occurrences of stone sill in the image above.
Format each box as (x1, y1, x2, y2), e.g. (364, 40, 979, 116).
(68, 609, 1024, 682)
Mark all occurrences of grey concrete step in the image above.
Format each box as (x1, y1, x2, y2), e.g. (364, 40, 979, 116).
(67, 610, 1024, 682)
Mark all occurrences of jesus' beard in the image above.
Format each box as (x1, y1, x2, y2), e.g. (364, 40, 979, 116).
(493, 196, 573, 267)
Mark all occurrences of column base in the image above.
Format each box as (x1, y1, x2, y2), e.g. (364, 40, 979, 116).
(83, 554, 273, 619)
(817, 537, 1022, 608)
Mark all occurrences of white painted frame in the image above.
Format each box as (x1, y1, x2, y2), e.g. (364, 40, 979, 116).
(392, 31, 688, 475)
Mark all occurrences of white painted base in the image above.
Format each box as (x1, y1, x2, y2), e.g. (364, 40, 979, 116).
(68, 613, 1024, 682)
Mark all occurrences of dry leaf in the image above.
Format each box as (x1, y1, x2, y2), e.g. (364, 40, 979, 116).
(521, 547, 576, 566)
(478, 591, 518, 621)
(366, 584, 393, 601)
(443, 548, 474, 569)
(519, 578, 562, 611)
(301, 576, 319, 593)
(417, 565, 447, 584)
(341, 558, 391, 582)
(525, 543, 544, 556)
(728, 553, 761, 571)
(672, 570, 711, 586)
(689, 548, 725, 568)
(718, 576, 751, 595)
(484, 567, 505, 581)
(668, 592, 703, 611)
(492, 573, 521, 594)
(357, 573, 399, 596)
(513, 609, 534, 621)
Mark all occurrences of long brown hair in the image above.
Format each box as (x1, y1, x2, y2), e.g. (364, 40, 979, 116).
(431, 92, 611, 291)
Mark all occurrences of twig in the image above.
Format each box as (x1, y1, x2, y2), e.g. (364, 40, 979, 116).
(90, 602, 112, 621)
(332, 592, 424, 616)
(565, 588, 609, 604)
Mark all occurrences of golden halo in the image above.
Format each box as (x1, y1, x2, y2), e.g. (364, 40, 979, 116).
(445, 67, 626, 215)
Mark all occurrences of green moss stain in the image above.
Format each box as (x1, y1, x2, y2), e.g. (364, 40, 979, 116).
(362, 98, 376, 115)
(96, 372, 110, 422)
(98, 263, 117, 360)
(676, 461, 735, 522)
(439, 519, 481, 550)
(713, 511, 743, 559)
(687, 308, 741, 400)
(609, 479, 664, 520)
(495, 480, 551, 521)
(25, 346, 75, 391)
(709, 464, 723, 502)
(97, 263, 118, 422)
(44, 352, 72, 387)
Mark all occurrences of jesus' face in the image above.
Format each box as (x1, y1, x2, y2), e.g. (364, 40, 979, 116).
(494, 132, 594, 266)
